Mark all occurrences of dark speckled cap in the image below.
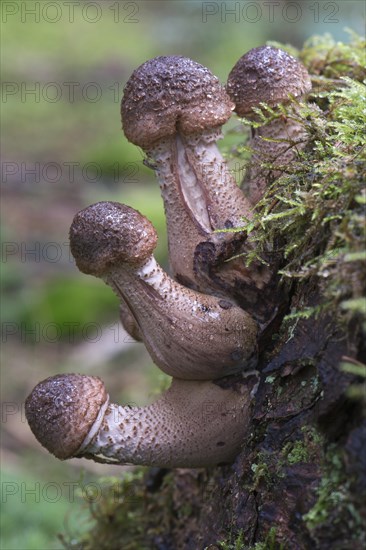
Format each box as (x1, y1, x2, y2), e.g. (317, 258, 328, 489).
(227, 46, 311, 117)
(69, 201, 158, 276)
(25, 374, 107, 460)
(121, 55, 234, 148)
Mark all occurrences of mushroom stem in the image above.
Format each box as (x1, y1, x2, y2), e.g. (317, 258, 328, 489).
(241, 115, 309, 204)
(144, 136, 208, 288)
(146, 130, 252, 288)
(26, 374, 256, 468)
(122, 56, 253, 289)
(241, 111, 308, 204)
(119, 300, 142, 342)
(178, 128, 252, 228)
(227, 46, 312, 204)
(107, 258, 257, 380)
(226, 46, 311, 204)
(70, 201, 258, 380)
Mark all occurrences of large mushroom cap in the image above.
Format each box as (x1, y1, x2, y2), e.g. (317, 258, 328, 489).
(25, 374, 108, 460)
(69, 201, 158, 276)
(121, 55, 234, 148)
(227, 46, 312, 118)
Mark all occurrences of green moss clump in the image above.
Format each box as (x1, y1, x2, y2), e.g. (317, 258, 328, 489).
(216, 529, 245, 550)
(249, 425, 324, 491)
(281, 426, 324, 465)
(217, 526, 284, 550)
(304, 447, 365, 545)
(60, 469, 175, 550)
(299, 31, 366, 82)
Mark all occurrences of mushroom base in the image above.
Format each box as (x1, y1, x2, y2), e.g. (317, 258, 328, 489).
(78, 376, 256, 468)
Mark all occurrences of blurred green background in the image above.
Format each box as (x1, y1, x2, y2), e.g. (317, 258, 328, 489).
(1, 1, 364, 548)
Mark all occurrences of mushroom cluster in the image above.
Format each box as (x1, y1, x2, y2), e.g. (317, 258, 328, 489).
(26, 47, 311, 468)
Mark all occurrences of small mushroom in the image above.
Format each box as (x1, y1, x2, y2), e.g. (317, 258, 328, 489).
(70, 201, 258, 380)
(121, 55, 253, 288)
(25, 373, 256, 468)
(227, 46, 312, 204)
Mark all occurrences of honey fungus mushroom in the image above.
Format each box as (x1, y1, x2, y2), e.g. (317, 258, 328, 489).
(25, 373, 256, 468)
(227, 46, 312, 204)
(121, 55, 281, 326)
(121, 55, 253, 289)
(69, 201, 258, 380)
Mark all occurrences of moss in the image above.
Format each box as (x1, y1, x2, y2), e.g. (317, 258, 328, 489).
(217, 526, 284, 550)
(281, 439, 309, 465)
(303, 447, 365, 544)
(249, 448, 287, 491)
(60, 469, 175, 550)
(250, 454, 273, 489)
(281, 426, 324, 465)
(281, 425, 324, 465)
(303, 450, 343, 529)
(341, 359, 366, 401)
(216, 529, 245, 550)
(251, 527, 285, 550)
(249, 426, 324, 489)
(299, 31, 366, 82)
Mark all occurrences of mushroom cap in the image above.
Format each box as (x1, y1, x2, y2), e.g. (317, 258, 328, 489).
(69, 201, 158, 276)
(121, 55, 234, 148)
(25, 374, 107, 460)
(227, 46, 312, 117)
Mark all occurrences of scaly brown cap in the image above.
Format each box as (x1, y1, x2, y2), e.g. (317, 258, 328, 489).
(69, 201, 158, 276)
(227, 46, 312, 117)
(25, 374, 107, 460)
(121, 55, 234, 148)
